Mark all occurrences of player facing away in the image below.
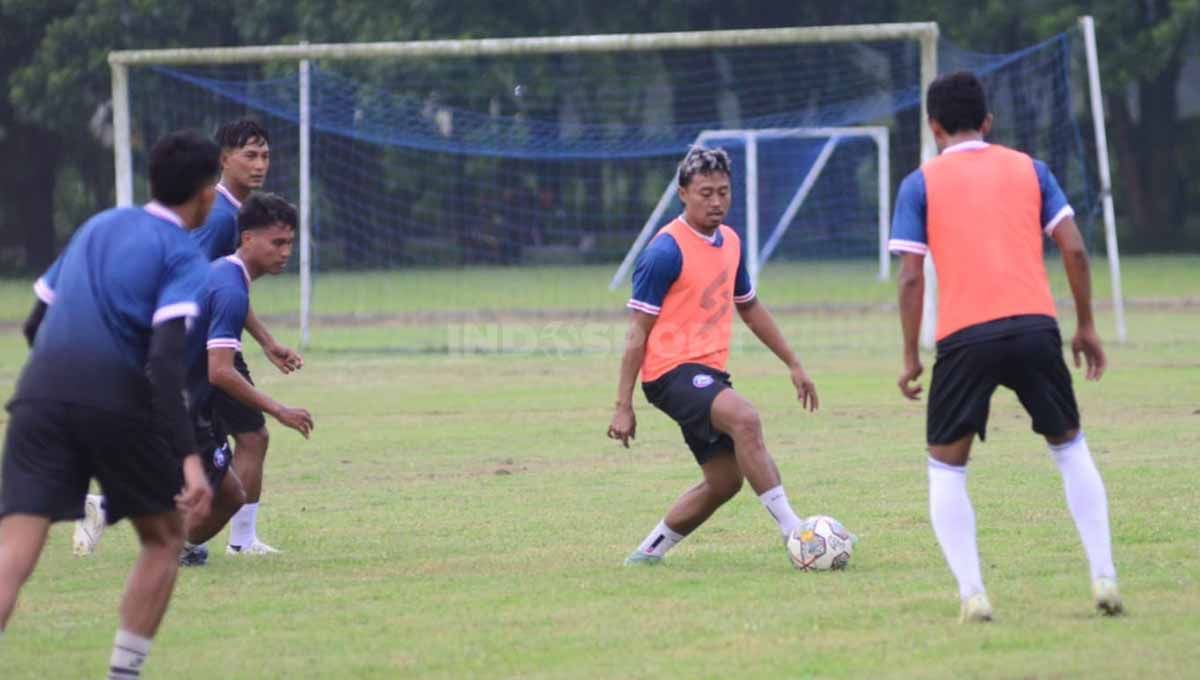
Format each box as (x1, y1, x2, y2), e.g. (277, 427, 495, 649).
(0, 131, 217, 677)
(890, 72, 1121, 623)
(609, 147, 820, 567)
(178, 193, 314, 566)
(189, 118, 302, 555)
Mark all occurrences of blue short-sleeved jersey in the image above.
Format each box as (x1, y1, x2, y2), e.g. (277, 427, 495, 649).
(185, 256, 251, 412)
(628, 220, 755, 315)
(15, 203, 209, 414)
(191, 184, 241, 261)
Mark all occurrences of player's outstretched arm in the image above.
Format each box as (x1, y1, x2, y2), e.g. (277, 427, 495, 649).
(244, 304, 304, 374)
(896, 253, 925, 400)
(1051, 217, 1106, 381)
(608, 311, 656, 447)
(737, 299, 818, 411)
(208, 346, 314, 438)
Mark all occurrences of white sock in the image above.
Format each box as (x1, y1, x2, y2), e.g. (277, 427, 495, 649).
(758, 485, 803, 537)
(1050, 432, 1117, 581)
(109, 629, 152, 679)
(636, 520, 684, 557)
(928, 458, 986, 600)
(229, 502, 259, 548)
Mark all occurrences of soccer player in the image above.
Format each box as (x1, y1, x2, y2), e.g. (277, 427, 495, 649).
(179, 193, 315, 565)
(193, 118, 301, 555)
(0, 131, 217, 677)
(609, 146, 820, 567)
(890, 71, 1121, 622)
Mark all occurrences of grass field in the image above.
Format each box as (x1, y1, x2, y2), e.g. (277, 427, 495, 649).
(0, 255, 1197, 678)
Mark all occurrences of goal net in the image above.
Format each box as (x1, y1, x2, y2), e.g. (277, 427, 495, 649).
(110, 23, 1118, 353)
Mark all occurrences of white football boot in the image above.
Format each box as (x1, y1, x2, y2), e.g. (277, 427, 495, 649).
(1093, 578, 1124, 616)
(227, 538, 282, 556)
(959, 592, 993, 623)
(72, 494, 106, 557)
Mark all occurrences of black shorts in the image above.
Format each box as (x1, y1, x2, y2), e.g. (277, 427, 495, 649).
(642, 363, 734, 465)
(211, 352, 266, 435)
(193, 402, 232, 489)
(927, 328, 1080, 445)
(0, 400, 181, 524)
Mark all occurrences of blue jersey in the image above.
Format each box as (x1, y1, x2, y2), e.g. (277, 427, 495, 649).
(191, 184, 241, 261)
(185, 256, 251, 412)
(15, 203, 210, 415)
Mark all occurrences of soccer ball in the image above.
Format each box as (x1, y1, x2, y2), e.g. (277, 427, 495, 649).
(787, 515, 853, 571)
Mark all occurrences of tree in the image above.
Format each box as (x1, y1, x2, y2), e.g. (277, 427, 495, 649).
(898, 0, 1200, 249)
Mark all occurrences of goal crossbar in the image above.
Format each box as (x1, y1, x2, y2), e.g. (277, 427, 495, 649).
(108, 23, 938, 66)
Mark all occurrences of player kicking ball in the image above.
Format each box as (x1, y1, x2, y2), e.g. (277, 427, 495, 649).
(890, 72, 1121, 622)
(0, 132, 216, 678)
(609, 146, 820, 567)
(76, 194, 314, 567)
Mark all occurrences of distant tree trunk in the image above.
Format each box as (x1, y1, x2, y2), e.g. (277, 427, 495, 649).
(1107, 50, 1184, 251)
(5, 123, 61, 270)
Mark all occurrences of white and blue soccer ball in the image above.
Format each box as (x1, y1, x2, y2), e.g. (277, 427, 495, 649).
(787, 515, 854, 571)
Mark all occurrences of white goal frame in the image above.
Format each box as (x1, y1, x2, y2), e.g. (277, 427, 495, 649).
(108, 23, 940, 348)
(109, 20, 1126, 347)
(608, 126, 891, 291)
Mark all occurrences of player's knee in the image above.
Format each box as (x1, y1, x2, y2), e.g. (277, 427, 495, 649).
(137, 518, 185, 555)
(728, 408, 764, 443)
(236, 427, 269, 456)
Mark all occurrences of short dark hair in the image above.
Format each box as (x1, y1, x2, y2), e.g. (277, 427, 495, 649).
(677, 146, 732, 188)
(148, 130, 221, 206)
(238, 192, 297, 237)
(215, 117, 270, 150)
(927, 71, 988, 134)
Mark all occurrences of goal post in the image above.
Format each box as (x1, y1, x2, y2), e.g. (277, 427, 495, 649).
(607, 126, 892, 291)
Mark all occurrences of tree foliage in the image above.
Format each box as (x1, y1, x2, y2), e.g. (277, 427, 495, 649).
(0, 0, 1196, 270)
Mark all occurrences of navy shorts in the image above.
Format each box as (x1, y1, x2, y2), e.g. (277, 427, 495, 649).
(928, 328, 1080, 445)
(211, 351, 266, 435)
(642, 363, 734, 465)
(0, 400, 181, 524)
(193, 401, 232, 489)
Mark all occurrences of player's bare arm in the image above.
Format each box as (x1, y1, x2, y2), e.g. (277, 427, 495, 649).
(896, 253, 925, 400)
(736, 298, 818, 411)
(208, 346, 314, 437)
(243, 305, 304, 374)
(608, 310, 656, 447)
(1051, 217, 1105, 381)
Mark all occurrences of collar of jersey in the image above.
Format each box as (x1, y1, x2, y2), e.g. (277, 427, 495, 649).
(224, 254, 252, 286)
(216, 182, 243, 209)
(143, 201, 185, 229)
(677, 216, 724, 247)
(941, 140, 990, 155)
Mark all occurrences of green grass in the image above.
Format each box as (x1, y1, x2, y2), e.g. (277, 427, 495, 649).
(0, 257, 1198, 678)
(2, 254, 1196, 325)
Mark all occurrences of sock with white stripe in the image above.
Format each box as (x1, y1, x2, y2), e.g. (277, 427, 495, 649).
(928, 458, 986, 600)
(1050, 432, 1117, 581)
(108, 629, 152, 679)
(635, 520, 685, 558)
